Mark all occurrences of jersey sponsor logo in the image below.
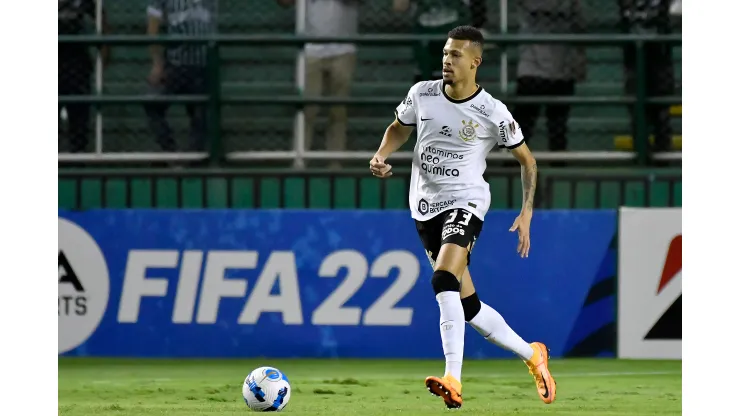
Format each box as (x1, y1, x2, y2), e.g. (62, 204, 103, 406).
(441, 209, 476, 244)
(439, 126, 451, 137)
(470, 103, 490, 117)
(458, 119, 479, 142)
(418, 199, 430, 215)
(442, 223, 466, 240)
(59, 217, 110, 354)
(418, 198, 456, 216)
(421, 163, 460, 177)
(423, 146, 464, 160)
(420, 87, 441, 97)
(508, 121, 519, 134)
(420, 147, 462, 177)
(498, 120, 519, 143)
(399, 95, 414, 117)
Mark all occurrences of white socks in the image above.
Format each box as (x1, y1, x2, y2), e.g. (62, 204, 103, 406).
(436, 291, 466, 380)
(436, 290, 535, 383)
(468, 301, 534, 361)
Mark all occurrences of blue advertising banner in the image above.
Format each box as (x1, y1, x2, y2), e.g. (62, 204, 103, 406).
(58, 209, 617, 359)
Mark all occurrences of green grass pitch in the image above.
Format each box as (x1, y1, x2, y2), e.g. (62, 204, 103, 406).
(59, 357, 681, 415)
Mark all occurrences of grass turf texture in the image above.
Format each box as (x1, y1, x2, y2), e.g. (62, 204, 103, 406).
(59, 358, 681, 415)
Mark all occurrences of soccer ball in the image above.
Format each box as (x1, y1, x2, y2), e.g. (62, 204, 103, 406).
(242, 366, 292, 411)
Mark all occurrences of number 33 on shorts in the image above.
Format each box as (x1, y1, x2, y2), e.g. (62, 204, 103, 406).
(441, 209, 481, 251)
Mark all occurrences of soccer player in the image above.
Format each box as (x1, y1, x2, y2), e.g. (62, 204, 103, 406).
(369, 26, 556, 409)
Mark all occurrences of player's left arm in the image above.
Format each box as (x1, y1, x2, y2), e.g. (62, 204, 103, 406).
(509, 142, 536, 258)
(511, 143, 537, 213)
(493, 108, 535, 258)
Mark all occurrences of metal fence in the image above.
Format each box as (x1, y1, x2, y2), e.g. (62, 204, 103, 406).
(58, 166, 682, 210)
(58, 0, 682, 166)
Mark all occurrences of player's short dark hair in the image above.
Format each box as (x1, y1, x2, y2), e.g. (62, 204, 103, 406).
(447, 25, 484, 51)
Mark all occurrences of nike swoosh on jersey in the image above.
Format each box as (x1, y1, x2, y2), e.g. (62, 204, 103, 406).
(421, 117, 433, 121)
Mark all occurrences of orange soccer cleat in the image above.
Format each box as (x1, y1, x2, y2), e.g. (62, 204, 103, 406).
(525, 342, 557, 404)
(425, 374, 463, 409)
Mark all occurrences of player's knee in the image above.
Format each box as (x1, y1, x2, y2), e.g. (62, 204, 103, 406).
(461, 292, 482, 322)
(431, 269, 460, 294)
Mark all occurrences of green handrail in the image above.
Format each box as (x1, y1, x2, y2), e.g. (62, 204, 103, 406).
(58, 33, 682, 165)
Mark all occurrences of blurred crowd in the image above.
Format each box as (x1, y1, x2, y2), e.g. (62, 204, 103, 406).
(59, 0, 681, 157)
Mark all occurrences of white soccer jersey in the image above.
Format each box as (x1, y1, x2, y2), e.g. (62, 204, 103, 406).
(394, 79, 525, 222)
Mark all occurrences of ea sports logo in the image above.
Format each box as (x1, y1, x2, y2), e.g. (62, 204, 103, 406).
(58, 217, 110, 354)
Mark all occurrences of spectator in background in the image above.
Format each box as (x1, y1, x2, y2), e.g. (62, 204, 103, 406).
(669, 0, 681, 16)
(145, 0, 216, 153)
(469, 0, 489, 35)
(393, 0, 492, 82)
(59, 0, 109, 153)
(512, 0, 586, 156)
(618, 0, 674, 154)
(278, 0, 363, 168)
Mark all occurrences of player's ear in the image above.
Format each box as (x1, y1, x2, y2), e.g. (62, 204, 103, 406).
(472, 56, 482, 69)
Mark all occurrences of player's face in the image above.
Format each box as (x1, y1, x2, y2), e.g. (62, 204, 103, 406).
(442, 38, 481, 85)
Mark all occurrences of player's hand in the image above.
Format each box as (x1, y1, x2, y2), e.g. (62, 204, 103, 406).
(509, 210, 532, 258)
(369, 154, 393, 178)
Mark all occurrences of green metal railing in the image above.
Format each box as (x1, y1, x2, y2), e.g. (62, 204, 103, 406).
(58, 34, 682, 165)
(58, 167, 682, 210)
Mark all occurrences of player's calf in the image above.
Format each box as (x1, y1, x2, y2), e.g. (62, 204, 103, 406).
(425, 244, 470, 409)
(460, 290, 557, 404)
(425, 268, 466, 409)
(430, 268, 465, 383)
(460, 291, 534, 360)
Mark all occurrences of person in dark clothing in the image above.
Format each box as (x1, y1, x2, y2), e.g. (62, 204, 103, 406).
(393, 0, 494, 83)
(145, 0, 216, 152)
(618, 0, 675, 154)
(512, 0, 587, 154)
(58, 0, 109, 153)
(469, 0, 489, 31)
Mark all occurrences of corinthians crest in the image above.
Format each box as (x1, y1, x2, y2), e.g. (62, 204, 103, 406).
(458, 119, 479, 142)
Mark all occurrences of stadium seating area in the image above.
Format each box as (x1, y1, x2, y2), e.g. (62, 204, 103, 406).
(88, 0, 681, 154)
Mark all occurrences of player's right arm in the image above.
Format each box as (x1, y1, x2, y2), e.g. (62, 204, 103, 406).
(370, 120, 414, 178)
(370, 85, 419, 178)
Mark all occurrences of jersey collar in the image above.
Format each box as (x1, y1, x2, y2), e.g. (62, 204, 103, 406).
(442, 84, 482, 104)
